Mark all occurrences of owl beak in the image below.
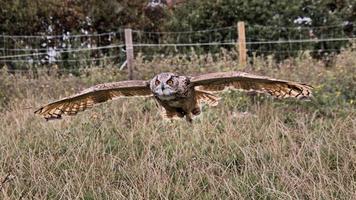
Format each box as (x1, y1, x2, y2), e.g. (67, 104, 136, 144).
(160, 83, 165, 90)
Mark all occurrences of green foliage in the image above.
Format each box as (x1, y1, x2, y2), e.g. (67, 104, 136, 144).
(0, 0, 155, 35)
(313, 65, 356, 111)
(0, 0, 83, 35)
(0, 0, 355, 68)
(164, 0, 354, 60)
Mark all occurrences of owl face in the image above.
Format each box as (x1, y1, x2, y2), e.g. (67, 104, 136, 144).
(150, 72, 179, 100)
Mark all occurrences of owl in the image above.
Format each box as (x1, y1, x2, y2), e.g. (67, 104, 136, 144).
(35, 71, 313, 122)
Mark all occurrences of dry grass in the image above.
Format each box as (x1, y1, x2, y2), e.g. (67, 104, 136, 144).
(0, 50, 355, 199)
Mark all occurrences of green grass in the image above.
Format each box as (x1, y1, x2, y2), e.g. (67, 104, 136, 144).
(0, 50, 355, 199)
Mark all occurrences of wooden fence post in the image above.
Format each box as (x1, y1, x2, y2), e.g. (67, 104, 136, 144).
(237, 21, 247, 67)
(124, 28, 134, 80)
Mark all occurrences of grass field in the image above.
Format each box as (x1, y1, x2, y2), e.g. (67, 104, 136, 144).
(0, 50, 355, 199)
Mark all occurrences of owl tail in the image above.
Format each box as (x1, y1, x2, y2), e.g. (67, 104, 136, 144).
(196, 90, 220, 107)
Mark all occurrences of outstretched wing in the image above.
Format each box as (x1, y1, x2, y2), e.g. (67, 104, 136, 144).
(191, 71, 313, 99)
(35, 80, 152, 120)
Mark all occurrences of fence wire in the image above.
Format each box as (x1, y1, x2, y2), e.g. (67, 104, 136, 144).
(1, 23, 354, 70)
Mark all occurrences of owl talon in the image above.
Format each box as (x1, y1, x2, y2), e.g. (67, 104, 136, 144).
(185, 115, 193, 123)
(192, 108, 201, 115)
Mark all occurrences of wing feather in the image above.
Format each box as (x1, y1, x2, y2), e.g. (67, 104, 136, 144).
(35, 80, 152, 120)
(191, 71, 313, 99)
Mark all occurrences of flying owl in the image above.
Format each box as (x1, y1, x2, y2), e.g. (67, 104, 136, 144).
(34, 71, 313, 122)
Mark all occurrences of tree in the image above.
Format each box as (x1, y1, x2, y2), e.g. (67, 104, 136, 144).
(163, 0, 355, 61)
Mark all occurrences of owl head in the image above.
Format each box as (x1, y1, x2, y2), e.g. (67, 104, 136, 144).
(150, 72, 180, 100)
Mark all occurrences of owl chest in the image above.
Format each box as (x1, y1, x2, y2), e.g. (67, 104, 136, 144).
(156, 96, 188, 109)
(155, 86, 194, 109)
(167, 99, 184, 107)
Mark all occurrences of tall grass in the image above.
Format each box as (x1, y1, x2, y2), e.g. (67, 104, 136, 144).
(0, 50, 355, 199)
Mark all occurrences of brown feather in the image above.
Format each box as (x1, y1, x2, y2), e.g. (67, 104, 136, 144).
(191, 71, 313, 99)
(195, 90, 220, 106)
(34, 80, 152, 120)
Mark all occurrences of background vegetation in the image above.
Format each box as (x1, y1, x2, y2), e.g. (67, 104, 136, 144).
(1, 0, 354, 36)
(0, 0, 355, 69)
(0, 50, 355, 199)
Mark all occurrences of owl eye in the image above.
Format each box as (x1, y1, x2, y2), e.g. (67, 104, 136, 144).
(166, 79, 173, 85)
(155, 79, 160, 86)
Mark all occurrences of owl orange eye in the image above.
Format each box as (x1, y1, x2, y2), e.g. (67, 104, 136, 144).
(167, 79, 173, 85)
(155, 79, 160, 86)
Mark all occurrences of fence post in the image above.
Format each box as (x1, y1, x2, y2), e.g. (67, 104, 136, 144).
(124, 28, 134, 80)
(2, 33, 6, 58)
(237, 21, 247, 67)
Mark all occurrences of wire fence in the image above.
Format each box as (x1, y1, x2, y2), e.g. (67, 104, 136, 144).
(0, 23, 355, 71)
